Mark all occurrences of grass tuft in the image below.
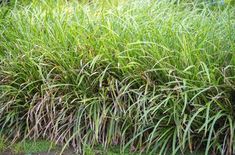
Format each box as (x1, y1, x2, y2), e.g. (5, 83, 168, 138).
(0, 0, 235, 154)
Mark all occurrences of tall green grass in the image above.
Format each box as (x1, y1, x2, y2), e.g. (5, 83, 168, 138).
(0, 0, 235, 154)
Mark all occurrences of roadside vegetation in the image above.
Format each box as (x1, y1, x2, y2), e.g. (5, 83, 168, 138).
(0, 0, 235, 154)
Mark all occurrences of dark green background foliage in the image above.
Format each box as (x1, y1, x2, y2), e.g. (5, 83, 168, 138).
(0, 0, 235, 154)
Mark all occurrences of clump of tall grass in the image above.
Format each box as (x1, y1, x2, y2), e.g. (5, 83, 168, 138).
(0, 0, 235, 154)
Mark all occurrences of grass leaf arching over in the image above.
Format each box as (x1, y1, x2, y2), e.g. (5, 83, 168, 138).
(0, 0, 235, 154)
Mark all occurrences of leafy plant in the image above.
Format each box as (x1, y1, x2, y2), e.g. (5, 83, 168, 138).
(0, 0, 234, 154)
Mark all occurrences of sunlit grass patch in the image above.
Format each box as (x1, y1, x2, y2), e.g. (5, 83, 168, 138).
(13, 140, 56, 154)
(0, 0, 234, 154)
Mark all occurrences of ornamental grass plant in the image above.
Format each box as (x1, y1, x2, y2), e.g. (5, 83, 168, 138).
(0, 0, 235, 154)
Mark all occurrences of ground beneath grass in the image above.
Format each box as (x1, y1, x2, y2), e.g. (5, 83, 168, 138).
(1, 140, 204, 155)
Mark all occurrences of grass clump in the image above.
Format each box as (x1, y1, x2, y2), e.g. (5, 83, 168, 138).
(0, 135, 7, 152)
(12, 140, 56, 154)
(0, 0, 235, 154)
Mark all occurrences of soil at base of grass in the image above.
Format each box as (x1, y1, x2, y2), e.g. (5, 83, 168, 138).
(1, 149, 77, 155)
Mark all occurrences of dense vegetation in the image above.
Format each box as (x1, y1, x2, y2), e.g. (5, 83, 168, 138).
(0, 0, 235, 154)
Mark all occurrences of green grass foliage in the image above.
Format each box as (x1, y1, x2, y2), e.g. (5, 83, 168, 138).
(0, 0, 235, 154)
